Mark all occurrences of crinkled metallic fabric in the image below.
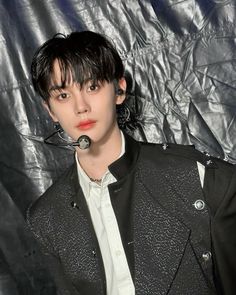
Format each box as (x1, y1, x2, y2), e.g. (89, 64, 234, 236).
(0, 0, 236, 293)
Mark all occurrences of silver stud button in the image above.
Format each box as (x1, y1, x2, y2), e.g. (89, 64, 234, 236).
(202, 251, 212, 261)
(162, 143, 168, 150)
(206, 159, 213, 165)
(71, 201, 77, 208)
(193, 200, 205, 210)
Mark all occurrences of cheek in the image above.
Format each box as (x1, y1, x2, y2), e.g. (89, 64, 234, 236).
(48, 111, 59, 122)
(105, 106, 117, 125)
(44, 102, 58, 122)
(50, 104, 71, 120)
(102, 100, 117, 117)
(49, 110, 69, 128)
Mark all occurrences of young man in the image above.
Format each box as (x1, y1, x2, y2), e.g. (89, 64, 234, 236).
(27, 31, 236, 295)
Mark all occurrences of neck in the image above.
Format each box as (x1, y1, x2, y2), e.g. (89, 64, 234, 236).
(76, 127, 122, 180)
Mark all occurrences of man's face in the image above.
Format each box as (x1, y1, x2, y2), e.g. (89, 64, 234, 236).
(45, 60, 126, 146)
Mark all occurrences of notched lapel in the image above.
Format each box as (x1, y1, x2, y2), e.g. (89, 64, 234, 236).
(52, 168, 105, 293)
(133, 171, 191, 295)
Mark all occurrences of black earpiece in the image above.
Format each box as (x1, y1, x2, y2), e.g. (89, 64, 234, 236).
(116, 88, 124, 96)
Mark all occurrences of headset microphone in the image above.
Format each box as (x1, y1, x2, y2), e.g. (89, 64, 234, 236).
(116, 88, 124, 96)
(74, 135, 91, 149)
(44, 128, 91, 150)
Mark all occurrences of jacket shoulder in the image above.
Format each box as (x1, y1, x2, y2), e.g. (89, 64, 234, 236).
(27, 163, 76, 230)
(139, 140, 236, 171)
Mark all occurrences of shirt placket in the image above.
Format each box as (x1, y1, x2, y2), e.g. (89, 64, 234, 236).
(100, 178, 134, 295)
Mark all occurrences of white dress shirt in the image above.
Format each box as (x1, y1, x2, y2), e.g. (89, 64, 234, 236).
(76, 132, 135, 295)
(75, 133, 205, 295)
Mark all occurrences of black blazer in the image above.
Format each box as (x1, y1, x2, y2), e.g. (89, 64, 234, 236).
(27, 134, 236, 295)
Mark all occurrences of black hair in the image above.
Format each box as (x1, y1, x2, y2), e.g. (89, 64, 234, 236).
(31, 31, 124, 101)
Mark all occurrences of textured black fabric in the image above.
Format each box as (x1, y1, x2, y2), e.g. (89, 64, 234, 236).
(27, 165, 106, 295)
(27, 135, 236, 294)
(135, 145, 215, 293)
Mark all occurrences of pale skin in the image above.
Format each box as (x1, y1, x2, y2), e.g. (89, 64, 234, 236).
(44, 60, 127, 180)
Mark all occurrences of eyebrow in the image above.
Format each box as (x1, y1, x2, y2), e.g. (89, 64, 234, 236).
(49, 84, 64, 92)
(48, 79, 97, 93)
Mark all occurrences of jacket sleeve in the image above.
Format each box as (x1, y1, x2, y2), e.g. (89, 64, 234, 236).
(26, 203, 80, 295)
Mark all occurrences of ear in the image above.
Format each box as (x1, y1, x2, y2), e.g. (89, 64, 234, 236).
(116, 77, 127, 105)
(42, 101, 59, 122)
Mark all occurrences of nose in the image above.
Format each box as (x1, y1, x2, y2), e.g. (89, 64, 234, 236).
(73, 89, 89, 115)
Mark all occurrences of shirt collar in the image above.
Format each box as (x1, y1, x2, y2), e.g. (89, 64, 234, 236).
(75, 131, 127, 196)
(69, 132, 140, 208)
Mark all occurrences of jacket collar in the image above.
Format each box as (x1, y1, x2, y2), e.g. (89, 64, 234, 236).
(69, 132, 140, 199)
(108, 133, 140, 181)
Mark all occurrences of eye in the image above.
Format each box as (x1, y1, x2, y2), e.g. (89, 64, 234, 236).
(87, 83, 100, 93)
(57, 92, 70, 100)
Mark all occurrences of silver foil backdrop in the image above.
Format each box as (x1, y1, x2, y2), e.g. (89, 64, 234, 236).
(0, 0, 236, 293)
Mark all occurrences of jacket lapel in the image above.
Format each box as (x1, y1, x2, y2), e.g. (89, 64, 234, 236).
(133, 170, 191, 295)
(58, 165, 106, 294)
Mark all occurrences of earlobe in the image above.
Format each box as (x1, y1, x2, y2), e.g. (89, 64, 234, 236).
(43, 101, 58, 122)
(116, 94, 125, 105)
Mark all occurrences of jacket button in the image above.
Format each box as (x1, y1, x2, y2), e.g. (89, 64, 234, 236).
(193, 200, 205, 210)
(92, 249, 96, 257)
(202, 251, 212, 261)
(71, 201, 77, 208)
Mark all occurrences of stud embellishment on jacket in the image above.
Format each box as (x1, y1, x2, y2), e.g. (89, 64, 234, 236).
(162, 143, 169, 150)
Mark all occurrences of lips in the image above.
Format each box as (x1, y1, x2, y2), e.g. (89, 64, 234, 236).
(77, 120, 96, 130)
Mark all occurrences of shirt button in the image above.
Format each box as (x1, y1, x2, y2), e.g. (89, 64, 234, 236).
(193, 200, 205, 210)
(105, 203, 110, 208)
(202, 251, 212, 261)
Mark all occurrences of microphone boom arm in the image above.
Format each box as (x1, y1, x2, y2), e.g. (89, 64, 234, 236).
(44, 129, 91, 149)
